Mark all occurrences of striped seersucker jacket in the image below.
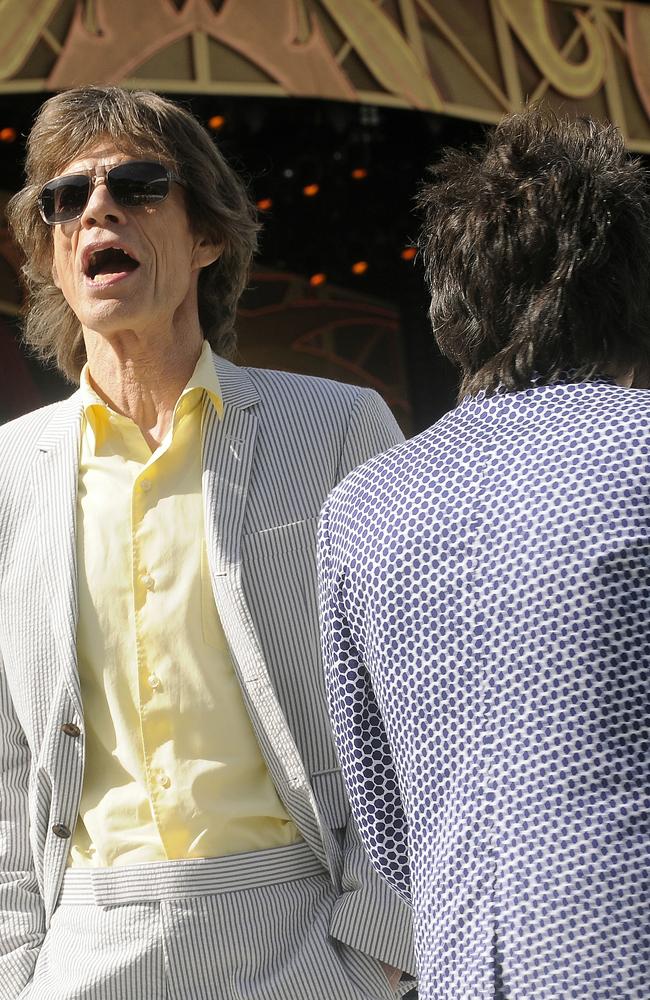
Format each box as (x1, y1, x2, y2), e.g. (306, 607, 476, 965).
(0, 353, 414, 996)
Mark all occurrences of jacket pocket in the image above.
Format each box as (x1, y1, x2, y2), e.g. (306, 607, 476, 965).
(241, 516, 318, 563)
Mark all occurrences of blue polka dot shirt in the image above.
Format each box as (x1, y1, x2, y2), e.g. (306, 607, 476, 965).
(319, 380, 650, 1000)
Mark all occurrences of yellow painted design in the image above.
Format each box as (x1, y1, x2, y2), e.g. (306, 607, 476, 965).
(0, 0, 60, 80)
(624, 4, 650, 121)
(497, 0, 606, 99)
(318, 0, 442, 110)
(0, 1, 648, 151)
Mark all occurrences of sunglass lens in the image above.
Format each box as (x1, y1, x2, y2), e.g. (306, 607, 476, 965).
(39, 161, 173, 223)
(40, 174, 91, 224)
(108, 162, 169, 206)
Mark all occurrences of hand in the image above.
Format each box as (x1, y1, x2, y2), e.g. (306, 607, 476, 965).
(379, 961, 402, 992)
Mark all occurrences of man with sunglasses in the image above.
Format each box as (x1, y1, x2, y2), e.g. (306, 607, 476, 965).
(0, 87, 414, 999)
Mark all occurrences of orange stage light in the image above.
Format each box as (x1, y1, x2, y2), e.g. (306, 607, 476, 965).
(302, 183, 320, 197)
(351, 261, 369, 275)
(208, 115, 225, 131)
(256, 198, 273, 211)
(309, 273, 327, 287)
(401, 247, 417, 261)
(351, 168, 368, 180)
(0, 127, 17, 143)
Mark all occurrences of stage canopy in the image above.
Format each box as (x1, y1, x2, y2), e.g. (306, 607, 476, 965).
(2, 0, 650, 151)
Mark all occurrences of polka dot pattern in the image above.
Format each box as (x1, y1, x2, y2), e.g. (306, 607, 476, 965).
(319, 380, 650, 1000)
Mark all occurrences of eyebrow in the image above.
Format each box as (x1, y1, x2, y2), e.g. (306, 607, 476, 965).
(57, 153, 158, 174)
(60, 159, 135, 172)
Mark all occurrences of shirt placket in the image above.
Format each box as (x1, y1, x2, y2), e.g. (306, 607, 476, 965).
(131, 454, 177, 851)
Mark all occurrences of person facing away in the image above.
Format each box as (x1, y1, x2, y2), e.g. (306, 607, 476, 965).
(0, 86, 416, 999)
(318, 106, 650, 1000)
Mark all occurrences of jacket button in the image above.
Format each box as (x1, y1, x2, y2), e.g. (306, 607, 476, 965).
(52, 824, 71, 839)
(61, 723, 81, 738)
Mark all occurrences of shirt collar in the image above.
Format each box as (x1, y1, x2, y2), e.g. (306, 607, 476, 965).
(79, 339, 224, 450)
(179, 339, 224, 418)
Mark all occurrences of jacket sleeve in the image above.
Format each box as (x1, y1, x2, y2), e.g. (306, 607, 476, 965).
(0, 645, 45, 999)
(321, 390, 415, 976)
(334, 389, 403, 484)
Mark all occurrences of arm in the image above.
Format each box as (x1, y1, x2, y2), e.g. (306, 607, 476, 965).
(334, 388, 403, 483)
(318, 500, 412, 904)
(0, 645, 45, 999)
(320, 391, 415, 978)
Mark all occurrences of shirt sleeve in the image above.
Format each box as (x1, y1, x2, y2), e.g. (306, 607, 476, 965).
(318, 496, 412, 907)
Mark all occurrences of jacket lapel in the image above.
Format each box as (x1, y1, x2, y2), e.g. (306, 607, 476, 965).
(203, 355, 330, 871)
(31, 391, 84, 718)
(201, 357, 259, 577)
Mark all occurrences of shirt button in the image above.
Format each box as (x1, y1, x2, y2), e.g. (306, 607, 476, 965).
(147, 674, 160, 690)
(61, 723, 81, 738)
(52, 823, 71, 839)
(141, 574, 155, 591)
(140, 479, 152, 492)
(160, 774, 171, 789)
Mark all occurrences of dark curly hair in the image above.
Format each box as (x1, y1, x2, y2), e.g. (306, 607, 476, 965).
(7, 86, 260, 383)
(417, 105, 650, 398)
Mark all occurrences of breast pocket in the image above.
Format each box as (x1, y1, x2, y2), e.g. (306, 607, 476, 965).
(241, 516, 319, 564)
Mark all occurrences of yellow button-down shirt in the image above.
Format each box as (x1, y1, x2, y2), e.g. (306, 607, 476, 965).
(71, 341, 300, 867)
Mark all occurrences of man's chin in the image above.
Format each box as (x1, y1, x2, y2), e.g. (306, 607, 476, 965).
(77, 305, 145, 343)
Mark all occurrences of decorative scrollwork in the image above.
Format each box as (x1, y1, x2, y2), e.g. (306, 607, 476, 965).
(0, 0, 648, 151)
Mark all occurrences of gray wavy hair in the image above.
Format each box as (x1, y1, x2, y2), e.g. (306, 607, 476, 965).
(7, 86, 260, 383)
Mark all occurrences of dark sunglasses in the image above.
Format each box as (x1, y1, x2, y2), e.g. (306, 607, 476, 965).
(38, 160, 185, 225)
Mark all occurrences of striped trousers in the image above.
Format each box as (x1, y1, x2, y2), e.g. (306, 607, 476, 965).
(19, 842, 398, 999)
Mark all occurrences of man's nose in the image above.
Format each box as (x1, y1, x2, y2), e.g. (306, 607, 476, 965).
(80, 175, 126, 226)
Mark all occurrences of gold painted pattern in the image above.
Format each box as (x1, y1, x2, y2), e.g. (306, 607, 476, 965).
(0, 0, 648, 149)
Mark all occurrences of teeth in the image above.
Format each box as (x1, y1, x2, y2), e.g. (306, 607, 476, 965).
(86, 246, 136, 280)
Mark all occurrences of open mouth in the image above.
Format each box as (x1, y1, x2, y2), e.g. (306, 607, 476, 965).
(85, 247, 140, 282)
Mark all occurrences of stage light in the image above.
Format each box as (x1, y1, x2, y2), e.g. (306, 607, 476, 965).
(309, 273, 327, 287)
(303, 183, 320, 197)
(351, 168, 368, 180)
(0, 127, 17, 143)
(401, 247, 417, 261)
(257, 198, 273, 211)
(351, 261, 368, 275)
(208, 115, 225, 131)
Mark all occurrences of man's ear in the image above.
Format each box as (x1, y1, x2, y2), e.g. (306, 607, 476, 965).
(192, 237, 222, 270)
